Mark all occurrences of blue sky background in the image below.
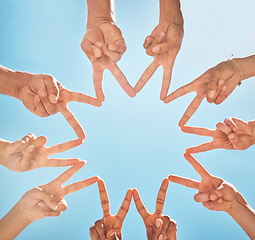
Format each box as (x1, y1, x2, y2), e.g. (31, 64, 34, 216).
(0, 0, 255, 239)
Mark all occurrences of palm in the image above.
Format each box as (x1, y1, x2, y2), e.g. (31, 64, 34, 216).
(103, 215, 122, 236)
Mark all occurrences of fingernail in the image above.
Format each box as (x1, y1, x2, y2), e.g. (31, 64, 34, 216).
(211, 193, 217, 201)
(155, 219, 161, 228)
(51, 202, 57, 210)
(152, 46, 160, 53)
(27, 145, 35, 153)
(38, 202, 44, 208)
(158, 234, 164, 240)
(209, 90, 215, 99)
(146, 37, 151, 43)
(49, 95, 58, 103)
(95, 41, 102, 47)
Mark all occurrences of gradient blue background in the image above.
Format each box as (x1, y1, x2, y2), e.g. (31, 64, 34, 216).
(0, 0, 255, 239)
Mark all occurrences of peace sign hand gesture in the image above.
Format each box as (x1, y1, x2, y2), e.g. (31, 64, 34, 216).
(181, 117, 255, 154)
(1, 133, 82, 172)
(164, 60, 242, 126)
(135, 18, 184, 101)
(18, 74, 102, 139)
(89, 179, 132, 240)
(133, 179, 177, 240)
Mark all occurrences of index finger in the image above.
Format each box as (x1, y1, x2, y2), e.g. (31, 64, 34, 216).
(155, 178, 169, 215)
(54, 161, 85, 184)
(181, 126, 214, 137)
(109, 64, 136, 98)
(115, 189, 132, 222)
(97, 179, 110, 217)
(184, 153, 210, 178)
(168, 175, 199, 189)
(58, 104, 85, 140)
(70, 91, 102, 107)
(160, 67, 173, 101)
(178, 95, 203, 127)
(133, 188, 150, 221)
(47, 139, 83, 155)
(164, 82, 193, 103)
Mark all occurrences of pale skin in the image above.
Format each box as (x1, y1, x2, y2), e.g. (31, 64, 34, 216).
(164, 54, 255, 126)
(168, 153, 255, 240)
(134, 0, 184, 101)
(133, 179, 177, 240)
(181, 117, 255, 154)
(89, 179, 132, 240)
(0, 65, 102, 139)
(0, 161, 99, 240)
(81, 0, 136, 102)
(0, 133, 83, 172)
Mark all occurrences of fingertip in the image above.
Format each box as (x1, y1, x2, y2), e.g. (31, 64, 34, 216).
(95, 41, 102, 48)
(208, 90, 215, 99)
(27, 144, 35, 153)
(49, 95, 58, 104)
(152, 45, 160, 53)
(155, 218, 163, 228)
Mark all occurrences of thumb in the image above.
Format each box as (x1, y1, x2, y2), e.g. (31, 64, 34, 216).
(150, 219, 163, 240)
(228, 132, 246, 150)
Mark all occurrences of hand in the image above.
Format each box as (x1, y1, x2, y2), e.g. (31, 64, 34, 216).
(164, 60, 242, 126)
(1, 133, 82, 172)
(18, 74, 102, 139)
(135, 19, 184, 101)
(81, 22, 136, 102)
(133, 179, 177, 240)
(89, 179, 132, 240)
(181, 117, 255, 153)
(168, 153, 240, 213)
(18, 161, 99, 223)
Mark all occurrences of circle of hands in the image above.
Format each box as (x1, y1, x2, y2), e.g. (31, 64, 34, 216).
(5, 7, 255, 240)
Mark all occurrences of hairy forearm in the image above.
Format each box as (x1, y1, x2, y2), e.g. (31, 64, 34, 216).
(234, 55, 255, 80)
(228, 192, 255, 240)
(159, 0, 183, 25)
(86, 0, 115, 27)
(0, 202, 30, 240)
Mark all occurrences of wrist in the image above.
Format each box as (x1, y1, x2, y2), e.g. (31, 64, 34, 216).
(0, 140, 10, 167)
(227, 191, 248, 216)
(233, 55, 255, 80)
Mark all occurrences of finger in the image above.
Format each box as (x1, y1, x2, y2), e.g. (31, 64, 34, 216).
(116, 189, 132, 222)
(48, 139, 83, 155)
(58, 105, 85, 140)
(143, 35, 154, 49)
(93, 69, 105, 102)
(181, 126, 214, 137)
(81, 38, 103, 62)
(150, 218, 163, 240)
(132, 188, 149, 221)
(54, 161, 86, 184)
(184, 153, 210, 178)
(134, 61, 159, 93)
(38, 87, 58, 115)
(202, 201, 218, 211)
(214, 90, 228, 105)
(216, 121, 233, 135)
(151, 37, 181, 54)
(168, 175, 199, 189)
(223, 117, 237, 132)
(34, 94, 49, 117)
(160, 215, 171, 237)
(146, 32, 166, 56)
(107, 231, 119, 240)
(109, 64, 136, 98)
(160, 67, 172, 101)
(46, 158, 80, 168)
(167, 220, 178, 240)
(31, 136, 47, 148)
(228, 133, 247, 150)
(207, 71, 223, 102)
(94, 220, 106, 239)
(95, 41, 121, 62)
(108, 41, 127, 54)
(65, 176, 99, 195)
(185, 142, 215, 154)
(38, 199, 67, 211)
(21, 133, 36, 143)
(43, 75, 59, 104)
(194, 192, 210, 202)
(155, 178, 169, 215)
(70, 91, 102, 107)
(164, 82, 193, 103)
(178, 95, 203, 127)
(97, 179, 110, 217)
(89, 225, 100, 240)
(42, 210, 62, 218)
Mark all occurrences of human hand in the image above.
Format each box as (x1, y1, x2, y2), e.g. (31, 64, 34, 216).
(164, 60, 242, 126)
(81, 22, 136, 102)
(89, 179, 132, 240)
(168, 153, 239, 213)
(18, 161, 99, 223)
(181, 117, 255, 153)
(135, 18, 184, 101)
(1, 133, 82, 172)
(133, 179, 177, 240)
(18, 74, 101, 139)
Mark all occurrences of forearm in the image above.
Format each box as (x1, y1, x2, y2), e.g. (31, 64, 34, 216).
(247, 120, 255, 146)
(86, 0, 115, 28)
(234, 55, 255, 80)
(159, 0, 183, 25)
(228, 192, 255, 240)
(0, 65, 30, 99)
(0, 139, 10, 167)
(0, 202, 30, 240)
